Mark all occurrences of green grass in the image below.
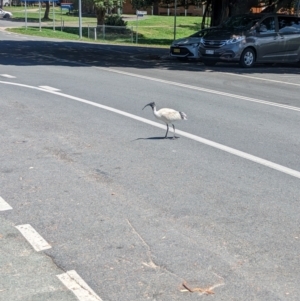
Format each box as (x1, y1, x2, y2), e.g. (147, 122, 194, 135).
(128, 16, 202, 45)
(7, 26, 93, 41)
(4, 6, 206, 46)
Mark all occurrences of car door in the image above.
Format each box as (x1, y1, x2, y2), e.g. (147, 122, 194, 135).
(277, 16, 300, 62)
(255, 16, 285, 62)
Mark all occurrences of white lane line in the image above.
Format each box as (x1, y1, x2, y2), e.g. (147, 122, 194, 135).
(224, 72, 300, 87)
(39, 85, 61, 92)
(92, 68, 300, 112)
(15, 224, 51, 252)
(0, 196, 12, 211)
(2, 73, 300, 114)
(0, 74, 16, 79)
(31, 53, 300, 100)
(1, 80, 300, 179)
(175, 129, 300, 179)
(106, 67, 300, 112)
(57, 270, 103, 301)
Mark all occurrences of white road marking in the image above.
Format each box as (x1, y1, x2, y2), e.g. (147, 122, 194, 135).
(92, 68, 300, 112)
(57, 270, 103, 301)
(0, 196, 12, 211)
(37, 50, 300, 88)
(0, 74, 16, 79)
(39, 85, 61, 92)
(175, 129, 300, 179)
(224, 72, 300, 87)
(2, 73, 300, 113)
(1, 81, 300, 179)
(15, 224, 51, 252)
(33, 53, 300, 90)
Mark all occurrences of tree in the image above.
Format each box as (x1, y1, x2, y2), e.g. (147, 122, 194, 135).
(93, 0, 125, 25)
(43, 2, 50, 20)
(207, 0, 260, 26)
(72, 0, 125, 25)
(205, 0, 299, 27)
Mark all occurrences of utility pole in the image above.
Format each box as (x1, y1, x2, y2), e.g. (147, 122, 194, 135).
(173, 0, 177, 40)
(78, 0, 82, 38)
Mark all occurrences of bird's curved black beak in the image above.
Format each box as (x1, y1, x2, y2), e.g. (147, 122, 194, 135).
(142, 103, 152, 110)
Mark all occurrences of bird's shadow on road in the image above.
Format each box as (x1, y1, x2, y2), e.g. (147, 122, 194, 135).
(133, 137, 180, 141)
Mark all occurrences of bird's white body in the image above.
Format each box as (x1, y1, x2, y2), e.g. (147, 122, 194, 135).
(143, 102, 187, 139)
(153, 108, 187, 124)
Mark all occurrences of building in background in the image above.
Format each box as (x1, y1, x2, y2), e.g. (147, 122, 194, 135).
(122, 1, 205, 16)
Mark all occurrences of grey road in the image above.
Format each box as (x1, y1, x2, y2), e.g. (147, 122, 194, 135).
(0, 29, 300, 301)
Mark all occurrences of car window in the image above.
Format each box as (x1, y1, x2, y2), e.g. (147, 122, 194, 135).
(278, 16, 300, 33)
(259, 17, 276, 33)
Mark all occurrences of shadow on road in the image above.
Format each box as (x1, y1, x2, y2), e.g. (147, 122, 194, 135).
(0, 38, 300, 75)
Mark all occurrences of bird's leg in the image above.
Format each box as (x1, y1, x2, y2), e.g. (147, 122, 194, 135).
(172, 124, 176, 139)
(164, 124, 169, 138)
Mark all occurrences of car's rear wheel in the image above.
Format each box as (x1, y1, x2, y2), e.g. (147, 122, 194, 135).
(239, 48, 255, 68)
(203, 60, 217, 67)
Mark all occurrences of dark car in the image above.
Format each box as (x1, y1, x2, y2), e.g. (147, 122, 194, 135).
(198, 13, 300, 67)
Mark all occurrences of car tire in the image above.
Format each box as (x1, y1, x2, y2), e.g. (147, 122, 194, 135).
(239, 48, 255, 68)
(203, 60, 216, 67)
(3, 14, 11, 19)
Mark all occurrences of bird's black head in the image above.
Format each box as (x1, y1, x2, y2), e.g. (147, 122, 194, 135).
(142, 102, 156, 110)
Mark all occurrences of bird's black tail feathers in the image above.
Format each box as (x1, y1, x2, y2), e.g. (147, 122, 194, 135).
(179, 112, 187, 120)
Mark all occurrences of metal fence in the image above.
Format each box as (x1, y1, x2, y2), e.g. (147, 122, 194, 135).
(87, 25, 134, 43)
(86, 24, 202, 44)
(22, 18, 202, 45)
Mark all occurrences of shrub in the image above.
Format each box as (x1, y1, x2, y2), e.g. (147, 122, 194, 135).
(105, 14, 127, 26)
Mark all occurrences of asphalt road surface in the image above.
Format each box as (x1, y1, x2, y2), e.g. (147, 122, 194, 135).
(0, 28, 300, 301)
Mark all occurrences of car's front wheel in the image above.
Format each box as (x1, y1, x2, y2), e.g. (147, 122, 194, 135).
(239, 48, 255, 68)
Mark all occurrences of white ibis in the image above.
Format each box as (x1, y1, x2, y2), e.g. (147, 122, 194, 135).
(142, 102, 187, 139)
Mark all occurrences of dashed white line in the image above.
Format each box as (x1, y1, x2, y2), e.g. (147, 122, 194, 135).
(0, 196, 12, 211)
(15, 224, 51, 252)
(0, 74, 16, 79)
(57, 270, 103, 301)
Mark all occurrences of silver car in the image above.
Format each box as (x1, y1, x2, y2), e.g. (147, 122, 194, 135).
(171, 13, 300, 68)
(170, 30, 205, 60)
(0, 8, 13, 19)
